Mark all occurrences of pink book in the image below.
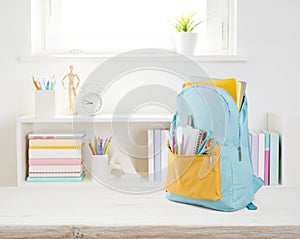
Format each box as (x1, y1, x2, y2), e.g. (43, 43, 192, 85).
(264, 150, 270, 185)
(29, 158, 82, 166)
(262, 130, 270, 185)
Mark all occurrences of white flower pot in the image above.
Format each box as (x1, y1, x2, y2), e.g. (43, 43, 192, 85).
(175, 32, 198, 55)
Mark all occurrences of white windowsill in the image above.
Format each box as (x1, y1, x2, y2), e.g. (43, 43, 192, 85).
(18, 54, 247, 63)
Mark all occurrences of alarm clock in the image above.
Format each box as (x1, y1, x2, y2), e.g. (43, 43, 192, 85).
(79, 91, 103, 115)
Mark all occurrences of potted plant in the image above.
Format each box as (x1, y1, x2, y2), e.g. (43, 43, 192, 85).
(174, 12, 203, 55)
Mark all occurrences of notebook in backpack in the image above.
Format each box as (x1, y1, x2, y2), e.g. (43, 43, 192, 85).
(164, 80, 264, 212)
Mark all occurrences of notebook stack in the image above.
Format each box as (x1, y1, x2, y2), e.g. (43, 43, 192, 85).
(27, 133, 86, 182)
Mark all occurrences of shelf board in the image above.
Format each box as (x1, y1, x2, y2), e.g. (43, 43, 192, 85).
(16, 113, 173, 123)
(18, 54, 247, 63)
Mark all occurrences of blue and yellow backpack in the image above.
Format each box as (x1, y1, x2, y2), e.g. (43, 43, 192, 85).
(165, 80, 264, 211)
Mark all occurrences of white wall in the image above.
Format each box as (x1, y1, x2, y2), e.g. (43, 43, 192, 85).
(0, 0, 299, 186)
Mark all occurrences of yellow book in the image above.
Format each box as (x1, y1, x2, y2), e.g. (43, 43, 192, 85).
(29, 145, 82, 150)
(184, 78, 238, 106)
(237, 81, 243, 111)
(237, 81, 247, 111)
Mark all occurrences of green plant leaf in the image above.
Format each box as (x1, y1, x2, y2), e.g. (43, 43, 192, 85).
(173, 12, 203, 32)
(189, 21, 203, 32)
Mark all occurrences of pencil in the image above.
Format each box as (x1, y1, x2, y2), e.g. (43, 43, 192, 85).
(104, 137, 111, 154)
(88, 141, 96, 155)
(32, 77, 39, 90)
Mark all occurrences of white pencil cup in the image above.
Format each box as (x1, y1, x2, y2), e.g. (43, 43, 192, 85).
(34, 90, 56, 118)
(91, 155, 110, 181)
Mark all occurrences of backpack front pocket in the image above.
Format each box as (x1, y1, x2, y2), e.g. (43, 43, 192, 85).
(165, 144, 221, 201)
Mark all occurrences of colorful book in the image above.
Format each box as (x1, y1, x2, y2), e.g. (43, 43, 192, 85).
(269, 131, 280, 185)
(28, 172, 83, 178)
(258, 131, 265, 180)
(261, 130, 270, 185)
(29, 139, 83, 146)
(28, 149, 82, 158)
(28, 133, 85, 139)
(250, 132, 259, 177)
(29, 164, 83, 173)
(27, 172, 85, 182)
(28, 158, 82, 166)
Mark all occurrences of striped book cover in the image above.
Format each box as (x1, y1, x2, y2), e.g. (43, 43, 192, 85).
(28, 172, 83, 178)
(29, 164, 83, 173)
(27, 172, 85, 182)
(29, 139, 83, 147)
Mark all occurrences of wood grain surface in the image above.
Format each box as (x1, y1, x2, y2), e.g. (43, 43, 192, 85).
(0, 226, 299, 239)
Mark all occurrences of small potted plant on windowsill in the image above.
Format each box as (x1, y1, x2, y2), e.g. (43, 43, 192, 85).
(174, 12, 203, 55)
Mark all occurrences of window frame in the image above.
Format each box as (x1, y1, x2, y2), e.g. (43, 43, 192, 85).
(31, 0, 236, 56)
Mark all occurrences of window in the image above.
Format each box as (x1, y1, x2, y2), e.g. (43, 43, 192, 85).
(31, 0, 236, 55)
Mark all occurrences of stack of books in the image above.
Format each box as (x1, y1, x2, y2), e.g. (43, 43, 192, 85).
(249, 130, 281, 186)
(148, 128, 169, 182)
(27, 133, 86, 182)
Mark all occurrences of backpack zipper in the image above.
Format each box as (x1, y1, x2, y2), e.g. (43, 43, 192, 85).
(237, 102, 243, 162)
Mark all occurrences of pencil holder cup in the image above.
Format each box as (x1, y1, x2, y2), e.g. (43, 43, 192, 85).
(90, 155, 110, 181)
(34, 90, 56, 118)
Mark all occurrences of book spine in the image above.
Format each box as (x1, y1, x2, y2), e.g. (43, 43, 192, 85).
(29, 165, 83, 173)
(148, 129, 154, 181)
(154, 129, 161, 182)
(28, 149, 82, 159)
(258, 132, 265, 180)
(29, 146, 82, 150)
(264, 150, 270, 185)
(28, 158, 82, 166)
(250, 132, 259, 177)
(269, 132, 280, 185)
(28, 172, 83, 178)
(29, 139, 83, 146)
(27, 172, 85, 182)
(27, 134, 85, 139)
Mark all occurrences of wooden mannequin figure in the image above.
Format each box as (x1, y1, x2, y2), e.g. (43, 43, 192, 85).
(62, 65, 81, 114)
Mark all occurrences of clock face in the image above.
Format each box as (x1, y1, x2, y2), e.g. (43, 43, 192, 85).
(81, 92, 103, 115)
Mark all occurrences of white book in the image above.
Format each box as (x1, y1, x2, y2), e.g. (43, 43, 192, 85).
(154, 129, 161, 182)
(270, 131, 280, 185)
(250, 131, 259, 177)
(258, 131, 265, 180)
(28, 149, 82, 159)
(179, 126, 200, 155)
(148, 129, 154, 181)
(29, 165, 83, 173)
(161, 129, 169, 184)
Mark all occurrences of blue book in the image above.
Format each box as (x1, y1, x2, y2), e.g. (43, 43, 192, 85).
(27, 172, 85, 182)
(269, 132, 280, 185)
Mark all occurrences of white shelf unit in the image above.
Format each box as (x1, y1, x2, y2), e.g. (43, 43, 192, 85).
(16, 114, 172, 186)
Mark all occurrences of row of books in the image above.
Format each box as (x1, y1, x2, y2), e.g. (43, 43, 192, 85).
(249, 130, 281, 186)
(148, 129, 169, 182)
(27, 133, 86, 182)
